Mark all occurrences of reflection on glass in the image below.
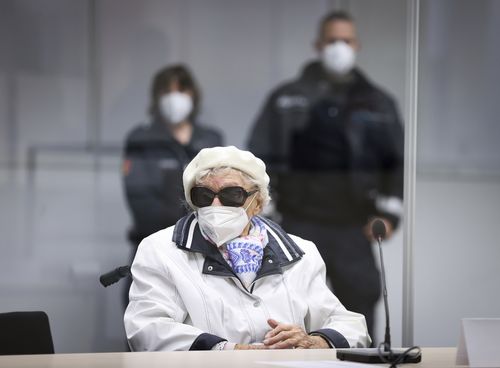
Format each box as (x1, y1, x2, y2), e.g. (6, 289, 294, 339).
(247, 10, 404, 341)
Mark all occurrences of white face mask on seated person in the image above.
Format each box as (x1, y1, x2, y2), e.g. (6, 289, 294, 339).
(159, 91, 193, 124)
(321, 41, 356, 76)
(196, 194, 257, 247)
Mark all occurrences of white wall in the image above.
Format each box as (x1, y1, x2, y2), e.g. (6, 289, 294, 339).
(414, 176, 500, 346)
(418, 0, 500, 174)
(0, 0, 90, 166)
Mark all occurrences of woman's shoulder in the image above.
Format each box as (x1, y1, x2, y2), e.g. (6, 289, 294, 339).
(124, 122, 161, 149)
(192, 124, 224, 146)
(137, 226, 178, 255)
(287, 233, 316, 251)
(133, 225, 188, 270)
(286, 233, 324, 264)
(125, 122, 151, 139)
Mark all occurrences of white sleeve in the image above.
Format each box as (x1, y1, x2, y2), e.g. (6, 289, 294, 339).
(123, 238, 223, 351)
(303, 242, 372, 348)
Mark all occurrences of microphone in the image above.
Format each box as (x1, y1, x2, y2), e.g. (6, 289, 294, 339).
(373, 219, 391, 353)
(336, 218, 421, 364)
(372, 218, 387, 241)
(99, 266, 131, 287)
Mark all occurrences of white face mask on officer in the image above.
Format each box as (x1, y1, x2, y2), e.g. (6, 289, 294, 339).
(196, 195, 256, 247)
(159, 91, 193, 124)
(321, 41, 356, 76)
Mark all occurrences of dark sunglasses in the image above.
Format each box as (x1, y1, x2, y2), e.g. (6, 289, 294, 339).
(190, 186, 258, 208)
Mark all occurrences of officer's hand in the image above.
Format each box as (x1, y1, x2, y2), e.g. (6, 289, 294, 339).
(364, 217, 394, 241)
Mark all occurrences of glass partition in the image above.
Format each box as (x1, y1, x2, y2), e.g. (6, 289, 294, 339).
(0, 0, 411, 352)
(414, 0, 500, 346)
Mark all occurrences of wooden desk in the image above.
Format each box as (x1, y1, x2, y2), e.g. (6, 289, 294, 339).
(0, 348, 462, 368)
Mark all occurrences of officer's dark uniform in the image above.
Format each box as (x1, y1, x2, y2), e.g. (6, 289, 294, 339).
(248, 61, 404, 339)
(122, 120, 223, 304)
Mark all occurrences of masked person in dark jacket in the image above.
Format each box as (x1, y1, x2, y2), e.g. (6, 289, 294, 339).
(122, 64, 223, 305)
(247, 11, 403, 340)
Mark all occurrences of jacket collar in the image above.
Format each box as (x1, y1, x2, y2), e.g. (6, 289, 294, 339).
(172, 213, 304, 278)
(300, 61, 369, 86)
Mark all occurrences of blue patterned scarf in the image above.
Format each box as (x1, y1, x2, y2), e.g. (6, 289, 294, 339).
(226, 217, 268, 289)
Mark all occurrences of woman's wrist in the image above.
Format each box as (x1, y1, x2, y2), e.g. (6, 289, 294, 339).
(212, 341, 236, 350)
(235, 343, 267, 350)
(309, 335, 331, 349)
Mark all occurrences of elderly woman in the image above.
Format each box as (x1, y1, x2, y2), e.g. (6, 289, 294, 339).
(124, 146, 371, 351)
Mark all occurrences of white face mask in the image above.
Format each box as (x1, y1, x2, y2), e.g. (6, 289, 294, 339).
(196, 195, 256, 246)
(159, 92, 193, 124)
(321, 41, 356, 76)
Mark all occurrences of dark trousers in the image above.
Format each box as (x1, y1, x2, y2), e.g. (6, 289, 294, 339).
(282, 216, 381, 343)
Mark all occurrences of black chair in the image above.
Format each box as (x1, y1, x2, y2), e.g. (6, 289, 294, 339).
(0, 311, 54, 355)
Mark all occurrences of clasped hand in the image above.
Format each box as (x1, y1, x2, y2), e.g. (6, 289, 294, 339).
(235, 319, 329, 350)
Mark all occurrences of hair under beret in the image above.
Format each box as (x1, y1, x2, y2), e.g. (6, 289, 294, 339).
(183, 146, 270, 208)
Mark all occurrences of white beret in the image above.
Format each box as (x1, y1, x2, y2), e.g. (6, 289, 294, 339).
(183, 146, 270, 208)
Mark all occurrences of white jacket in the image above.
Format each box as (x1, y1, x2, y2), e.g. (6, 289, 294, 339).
(124, 215, 371, 351)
